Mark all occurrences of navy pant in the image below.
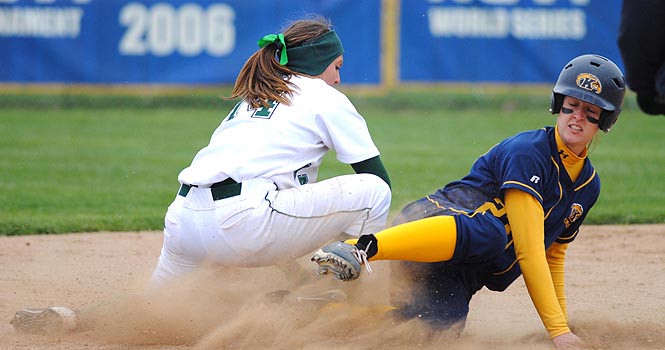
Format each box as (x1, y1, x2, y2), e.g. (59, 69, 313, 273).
(388, 190, 508, 332)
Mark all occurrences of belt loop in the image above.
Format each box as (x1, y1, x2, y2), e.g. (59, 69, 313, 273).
(178, 184, 191, 197)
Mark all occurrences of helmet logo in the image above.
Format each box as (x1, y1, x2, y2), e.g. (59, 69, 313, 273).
(576, 73, 602, 94)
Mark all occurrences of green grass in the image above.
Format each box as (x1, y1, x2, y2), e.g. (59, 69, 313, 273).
(1, 90, 663, 235)
(0, 107, 223, 234)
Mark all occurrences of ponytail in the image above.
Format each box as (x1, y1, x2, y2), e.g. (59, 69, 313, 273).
(226, 16, 337, 110)
(228, 44, 296, 109)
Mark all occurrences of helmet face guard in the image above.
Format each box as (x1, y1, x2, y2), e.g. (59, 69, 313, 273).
(549, 54, 626, 132)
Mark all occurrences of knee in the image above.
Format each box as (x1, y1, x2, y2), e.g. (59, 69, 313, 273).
(360, 173, 390, 194)
(477, 220, 507, 261)
(456, 216, 507, 263)
(355, 173, 391, 205)
(392, 289, 469, 335)
(486, 234, 507, 262)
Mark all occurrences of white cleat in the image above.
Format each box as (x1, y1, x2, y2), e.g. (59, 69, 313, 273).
(311, 241, 372, 281)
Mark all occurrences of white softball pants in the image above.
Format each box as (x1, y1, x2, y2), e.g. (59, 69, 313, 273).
(150, 173, 391, 284)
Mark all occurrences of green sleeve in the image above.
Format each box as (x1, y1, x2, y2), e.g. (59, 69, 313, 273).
(351, 155, 391, 189)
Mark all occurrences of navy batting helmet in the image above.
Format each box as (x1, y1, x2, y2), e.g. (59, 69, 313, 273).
(549, 54, 626, 132)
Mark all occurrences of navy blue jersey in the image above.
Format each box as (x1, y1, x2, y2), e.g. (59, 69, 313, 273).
(438, 126, 600, 290)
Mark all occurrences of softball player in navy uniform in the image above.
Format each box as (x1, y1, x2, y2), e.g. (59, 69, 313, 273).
(10, 17, 391, 334)
(313, 54, 625, 350)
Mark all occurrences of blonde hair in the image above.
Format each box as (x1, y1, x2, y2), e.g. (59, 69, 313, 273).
(227, 16, 333, 109)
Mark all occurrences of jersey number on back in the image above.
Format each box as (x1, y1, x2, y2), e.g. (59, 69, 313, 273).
(226, 100, 280, 122)
(253, 100, 280, 119)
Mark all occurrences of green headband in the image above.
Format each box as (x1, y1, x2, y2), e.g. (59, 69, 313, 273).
(257, 30, 344, 76)
(286, 30, 344, 76)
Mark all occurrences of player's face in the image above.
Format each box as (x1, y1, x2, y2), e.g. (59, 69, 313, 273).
(556, 96, 601, 155)
(317, 55, 343, 86)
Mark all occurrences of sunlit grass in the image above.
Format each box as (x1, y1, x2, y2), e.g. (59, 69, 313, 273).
(1, 91, 662, 234)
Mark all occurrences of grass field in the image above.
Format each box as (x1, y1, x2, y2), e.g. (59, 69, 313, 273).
(1, 88, 663, 235)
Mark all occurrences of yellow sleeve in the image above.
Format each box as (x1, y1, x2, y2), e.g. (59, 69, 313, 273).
(546, 241, 569, 320)
(504, 189, 571, 339)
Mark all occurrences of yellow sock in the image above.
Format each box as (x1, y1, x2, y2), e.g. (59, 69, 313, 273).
(367, 216, 457, 262)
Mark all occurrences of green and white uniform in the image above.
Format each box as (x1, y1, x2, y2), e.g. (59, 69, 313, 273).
(152, 75, 391, 282)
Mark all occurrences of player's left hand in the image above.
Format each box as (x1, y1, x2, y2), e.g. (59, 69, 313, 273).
(552, 331, 588, 350)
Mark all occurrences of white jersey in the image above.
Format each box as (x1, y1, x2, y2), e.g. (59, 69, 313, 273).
(178, 75, 380, 189)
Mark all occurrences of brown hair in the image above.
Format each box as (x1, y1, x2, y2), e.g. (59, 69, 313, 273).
(227, 16, 333, 109)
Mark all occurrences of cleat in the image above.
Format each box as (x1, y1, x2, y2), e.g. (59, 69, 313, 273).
(311, 241, 372, 281)
(10, 307, 77, 334)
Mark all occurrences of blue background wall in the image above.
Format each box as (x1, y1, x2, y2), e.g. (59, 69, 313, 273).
(0, 0, 622, 85)
(400, 0, 623, 83)
(0, 0, 381, 84)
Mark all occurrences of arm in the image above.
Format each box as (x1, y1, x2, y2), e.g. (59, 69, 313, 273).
(546, 241, 569, 319)
(617, 0, 665, 115)
(504, 189, 573, 340)
(351, 155, 391, 189)
(617, 0, 665, 94)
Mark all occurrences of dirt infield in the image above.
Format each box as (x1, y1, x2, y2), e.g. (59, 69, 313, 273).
(1, 224, 664, 350)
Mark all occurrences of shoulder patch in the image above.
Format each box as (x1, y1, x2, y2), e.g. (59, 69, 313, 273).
(564, 203, 584, 228)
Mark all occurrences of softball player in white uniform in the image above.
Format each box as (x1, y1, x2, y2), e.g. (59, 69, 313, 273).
(10, 16, 392, 334)
(151, 17, 392, 282)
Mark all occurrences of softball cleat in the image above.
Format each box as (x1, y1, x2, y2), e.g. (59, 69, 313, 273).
(311, 241, 372, 281)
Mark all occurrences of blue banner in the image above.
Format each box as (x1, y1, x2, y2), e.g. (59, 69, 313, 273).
(400, 0, 623, 83)
(0, 0, 381, 84)
(1, 1, 624, 85)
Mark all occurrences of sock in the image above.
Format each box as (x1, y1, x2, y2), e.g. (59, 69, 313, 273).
(352, 216, 457, 263)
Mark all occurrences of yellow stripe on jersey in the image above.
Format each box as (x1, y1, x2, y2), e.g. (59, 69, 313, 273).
(502, 180, 544, 202)
(544, 157, 563, 221)
(574, 169, 597, 191)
